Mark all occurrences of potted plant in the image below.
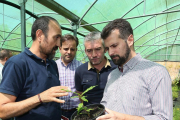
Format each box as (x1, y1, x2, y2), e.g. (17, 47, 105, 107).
(61, 85, 105, 120)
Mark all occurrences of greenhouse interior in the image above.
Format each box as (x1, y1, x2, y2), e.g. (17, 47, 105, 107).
(0, 0, 180, 119)
(1, 0, 180, 79)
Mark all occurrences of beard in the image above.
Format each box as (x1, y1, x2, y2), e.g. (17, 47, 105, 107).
(40, 43, 58, 60)
(47, 46, 58, 60)
(110, 42, 130, 66)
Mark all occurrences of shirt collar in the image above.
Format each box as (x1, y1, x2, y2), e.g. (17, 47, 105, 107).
(88, 57, 111, 70)
(121, 53, 142, 73)
(118, 66, 123, 72)
(24, 47, 50, 63)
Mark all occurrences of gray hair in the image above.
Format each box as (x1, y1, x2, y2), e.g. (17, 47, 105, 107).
(84, 32, 105, 48)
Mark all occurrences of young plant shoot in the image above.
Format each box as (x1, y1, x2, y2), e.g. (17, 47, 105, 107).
(61, 85, 97, 115)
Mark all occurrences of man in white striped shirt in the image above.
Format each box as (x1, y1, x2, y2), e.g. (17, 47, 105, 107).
(96, 19, 173, 120)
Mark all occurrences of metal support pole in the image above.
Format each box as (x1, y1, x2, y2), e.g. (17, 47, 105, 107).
(73, 28, 77, 37)
(18, 0, 27, 52)
(165, 46, 168, 67)
(71, 22, 78, 59)
(78, 0, 98, 24)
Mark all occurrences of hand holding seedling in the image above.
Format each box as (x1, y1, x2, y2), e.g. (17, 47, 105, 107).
(39, 86, 70, 103)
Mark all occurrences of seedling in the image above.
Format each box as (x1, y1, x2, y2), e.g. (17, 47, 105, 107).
(61, 85, 97, 116)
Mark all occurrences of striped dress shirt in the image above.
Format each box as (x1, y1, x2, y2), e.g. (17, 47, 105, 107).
(56, 58, 82, 110)
(101, 53, 173, 120)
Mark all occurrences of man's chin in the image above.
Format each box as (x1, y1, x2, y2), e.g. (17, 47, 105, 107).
(91, 61, 101, 65)
(112, 60, 120, 65)
(64, 58, 73, 62)
(47, 54, 55, 60)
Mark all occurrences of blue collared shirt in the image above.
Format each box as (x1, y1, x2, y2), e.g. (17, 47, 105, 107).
(75, 59, 117, 106)
(0, 47, 61, 120)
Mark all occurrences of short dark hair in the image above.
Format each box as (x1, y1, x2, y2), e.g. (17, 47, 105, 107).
(31, 16, 59, 41)
(0, 49, 12, 60)
(60, 34, 79, 47)
(101, 18, 133, 40)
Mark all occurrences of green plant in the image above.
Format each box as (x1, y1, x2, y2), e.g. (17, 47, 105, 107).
(172, 85, 179, 100)
(172, 76, 180, 89)
(173, 106, 180, 120)
(61, 85, 97, 116)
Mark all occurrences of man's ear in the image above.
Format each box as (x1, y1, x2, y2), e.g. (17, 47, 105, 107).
(36, 29, 44, 42)
(4, 57, 8, 61)
(59, 46, 62, 51)
(104, 48, 107, 53)
(127, 34, 134, 47)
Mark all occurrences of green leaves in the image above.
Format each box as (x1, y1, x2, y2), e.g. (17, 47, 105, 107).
(61, 85, 97, 115)
(71, 96, 79, 99)
(81, 96, 88, 102)
(61, 89, 72, 92)
(77, 103, 84, 114)
(82, 85, 97, 96)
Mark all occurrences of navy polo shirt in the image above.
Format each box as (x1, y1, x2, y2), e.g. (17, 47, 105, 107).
(75, 59, 117, 106)
(0, 48, 61, 120)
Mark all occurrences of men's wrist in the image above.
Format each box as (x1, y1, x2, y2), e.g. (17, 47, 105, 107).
(38, 94, 43, 104)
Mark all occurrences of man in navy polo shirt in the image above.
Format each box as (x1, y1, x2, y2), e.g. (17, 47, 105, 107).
(0, 16, 69, 120)
(75, 32, 117, 106)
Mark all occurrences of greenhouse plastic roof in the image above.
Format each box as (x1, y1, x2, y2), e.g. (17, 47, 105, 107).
(0, 0, 180, 63)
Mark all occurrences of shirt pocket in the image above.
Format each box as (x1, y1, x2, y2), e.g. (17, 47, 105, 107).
(82, 77, 94, 89)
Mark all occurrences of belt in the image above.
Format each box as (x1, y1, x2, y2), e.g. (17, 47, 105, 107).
(61, 108, 77, 112)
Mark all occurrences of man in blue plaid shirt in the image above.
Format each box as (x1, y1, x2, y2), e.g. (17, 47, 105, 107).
(56, 34, 82, 120)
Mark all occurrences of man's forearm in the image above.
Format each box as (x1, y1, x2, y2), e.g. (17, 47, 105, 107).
(0, 95, 40, 119)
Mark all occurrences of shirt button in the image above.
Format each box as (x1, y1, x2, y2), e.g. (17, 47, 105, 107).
(86, 80, 88, 82)
(41, 60, 43, 62)
(99, 73, 100, 74)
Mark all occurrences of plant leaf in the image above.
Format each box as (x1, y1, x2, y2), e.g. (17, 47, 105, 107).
(82, 85, 97, 96)
(71, 96, 79, 98)
(61, 89, 72, 92)
(77, 103, 84, 114)
(86, 108, 93, 112)
(81, 96, 88, 102)
(61, 89, 79, 95)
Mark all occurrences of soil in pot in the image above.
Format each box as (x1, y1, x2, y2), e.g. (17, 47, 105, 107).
(71, 104, 105, 120)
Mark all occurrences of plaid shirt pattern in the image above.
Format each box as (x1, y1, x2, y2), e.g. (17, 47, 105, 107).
(56, 58, 82, 109)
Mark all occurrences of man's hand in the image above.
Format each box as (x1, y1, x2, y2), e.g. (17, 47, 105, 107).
(40, 86, 70, 103)
(0, 86, 70, 119)
(96, 108, 125, 120)
(96, 108, 145, 120)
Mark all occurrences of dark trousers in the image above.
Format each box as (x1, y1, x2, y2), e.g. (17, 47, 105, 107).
(61, 109, 77, 120)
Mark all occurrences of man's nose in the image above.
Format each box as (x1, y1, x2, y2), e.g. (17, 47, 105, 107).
(56, 39, 60, 47)
(108, 48, 114, 56)
(67, 49, 71, 54)
(92, 50, 97, 57)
